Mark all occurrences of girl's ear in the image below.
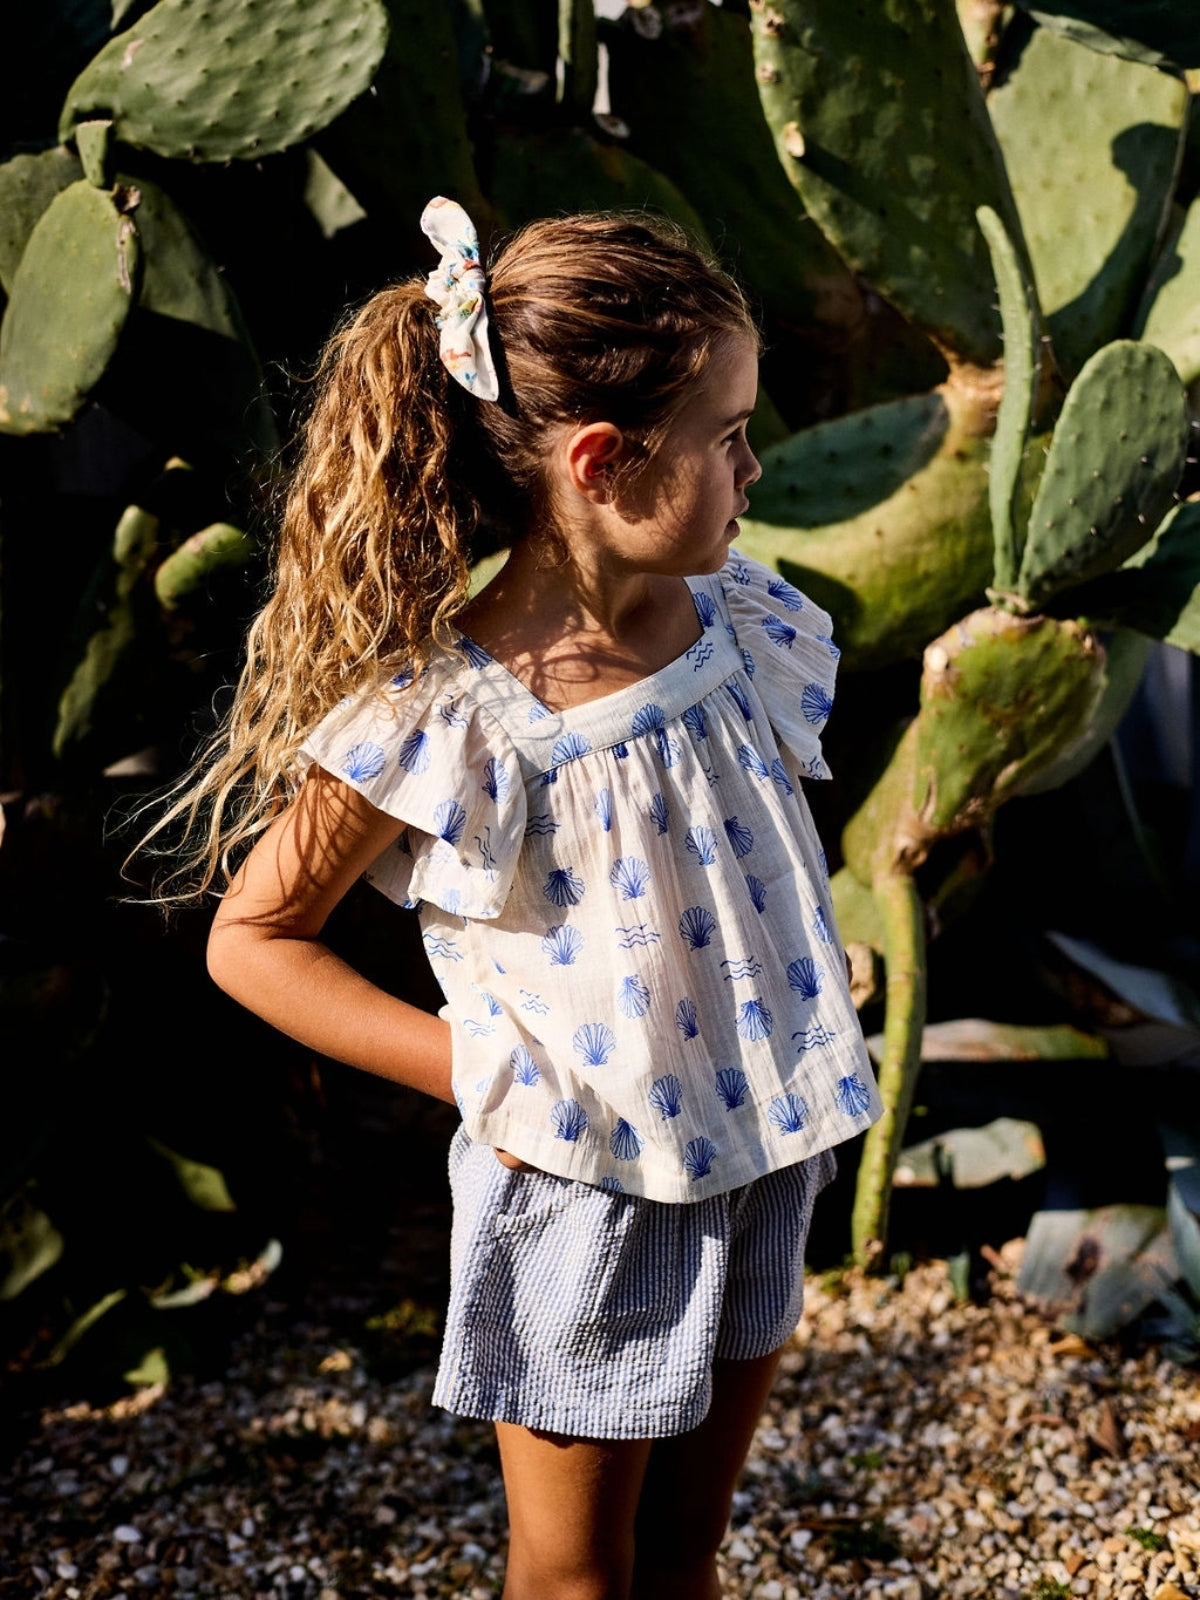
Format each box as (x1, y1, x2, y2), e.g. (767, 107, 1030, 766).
(564, 422, 625, 503)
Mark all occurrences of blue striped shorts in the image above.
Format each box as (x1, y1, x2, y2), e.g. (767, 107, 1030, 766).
(432, 1127, 837, 1439)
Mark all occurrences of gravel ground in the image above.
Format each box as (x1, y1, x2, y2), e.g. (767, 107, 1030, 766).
(2, 1240, 1199, 1600)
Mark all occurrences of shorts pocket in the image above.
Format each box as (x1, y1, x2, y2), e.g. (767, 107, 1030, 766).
(489, 1166, 580, 1235)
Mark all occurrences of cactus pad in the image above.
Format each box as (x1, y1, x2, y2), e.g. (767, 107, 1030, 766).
(1068, 500, 1200, 656)
(1134, 199, 1200, 388)
(977, 204, 1042, 591)
(751, 0, 1025, 366)
(154, 522, 254, 610)
(0, 180, 139, 435)
(0, 147, 83, 294)
(59, 0, 389, 162)
(1016, 340, 1189, 610)
(1019, 2, 1200, 69)
(988, 25, 1188, 378)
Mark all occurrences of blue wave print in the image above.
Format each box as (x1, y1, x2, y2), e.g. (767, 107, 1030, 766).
(728, 559, 753, 585)
(649, 793, 670, 835)
(438, 697, 469, 729)
(456, 635, 493, 669)
(741, 647, 756, 680)
(686, 639, 715, 670)
(675, 998, 700, 1040)
(543, 866, 585, 907)
(510, 1046, 540, 1086)
(767, 575, 805, 612)
(685, 826, 718, 867)
(812, 905, 833, 943)
(610, 856, 651, 900)
(801, 682, 834, 725)
(836, 1074, 873, 1116)
(762, 614, 797, 650)
(519, 990, 550, 1015)
(342, 741, 385, 782)
(615, 924, 660, 949)
(737, 744, 769, 780)
(682, 703, 708, 741)
(736, 998, 774, 1040)
(542, 924, 582, 965)
(745, 875, 767, 914)
(398, 729, 431, 774)
(792, 1024, 838, 1052)
(617, 975, 651, 1019)
(693, 590, 717, 628)
(525, 812, 560, 837)
(683, 1137, 717, 1180)
(786, 956, 824, 1000)
(649, 1075, 683, 1120)
(551, 731, 592, 766)
(802, 754, 828, 779)
(714, 1067, 748, 1111)
(721, 957, 765, 982)
(594, 788, 613, 831)
(463, 1017, 496, 1039)
(726, 681, 754, 721)
(434, 799, 466, 846)
(572, 1023, 616, 1066)
(551, 1099, 589, 1141)
(482, 756, 510, 801)
(474, 827, 498, 876)
(770, 758, 794, 797)
(724, 816, 754, 859)
(767, 1093, 809, 1135)
(421, 934, 463, 961)
(610, 1119, 643, 1161)
(678, 905, 717, 950)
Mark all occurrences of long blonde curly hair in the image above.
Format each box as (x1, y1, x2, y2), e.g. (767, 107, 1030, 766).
(142, 212, 756, 900)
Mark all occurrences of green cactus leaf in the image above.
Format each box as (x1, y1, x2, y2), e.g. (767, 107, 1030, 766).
(737, 382, 999, 670)
(303, 151, 367, 242)
(1018, 2, 1200, 69)
(1134, 198, 1200, 387)
(988, 26, 1189, 378)
(977, 204, 1042, 590)
(76, 118, 113, 188)
(915, 607, 1107, 829)
(0, 147, 83, 295)
(59, 0, 389, 163)
(751, 0, 1026, 366)
(154, 522, 254, 610)
(0, 1187, 65, 1303)
(1017, 1205, 1179, 1341)
(0, 179, 139, 435)
(147, 1137, 236, 1212)
(1016, 340, 1189, 609)
(1017, 625, 1153, 794)
(557, 0, 598, 117)
(1068, 500, 1200, 654)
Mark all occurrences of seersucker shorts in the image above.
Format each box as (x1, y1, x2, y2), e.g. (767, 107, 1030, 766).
(431, 1126, 837, 1439)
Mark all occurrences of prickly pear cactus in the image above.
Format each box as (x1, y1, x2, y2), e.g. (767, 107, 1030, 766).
(154, 523, 254, 610)
(1134, 198, 1200, 386)
(59, 0, 389, 163)
(0, 147, 83, 292)
(0, 180, 140, 434)
(1014, 1, 1200, 70)
(1015, 340, 1189, 610)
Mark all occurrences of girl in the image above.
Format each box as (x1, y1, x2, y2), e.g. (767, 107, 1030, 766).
(177, 199, 883, 1600)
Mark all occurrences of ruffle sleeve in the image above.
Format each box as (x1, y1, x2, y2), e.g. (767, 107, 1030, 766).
(299, 660, 527, 919)
(720, 552, 841, 780)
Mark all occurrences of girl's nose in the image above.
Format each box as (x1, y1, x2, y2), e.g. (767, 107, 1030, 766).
(738, 441, 763, 489)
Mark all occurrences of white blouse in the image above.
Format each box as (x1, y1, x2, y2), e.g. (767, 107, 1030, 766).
(302, 551, 882, 1202)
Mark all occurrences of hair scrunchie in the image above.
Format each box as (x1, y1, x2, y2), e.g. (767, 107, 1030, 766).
(420, 196, 500, 403)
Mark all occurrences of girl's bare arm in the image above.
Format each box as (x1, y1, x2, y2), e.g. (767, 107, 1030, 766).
(207, 766, 455, 1104)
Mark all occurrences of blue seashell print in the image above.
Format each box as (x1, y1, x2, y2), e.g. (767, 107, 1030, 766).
(685, 826, 718, 867)
(482, 756, 510, 801)
(726, 680, 754, 721)
(525, 811, 560, 837)
(613, 741, 629, 758)
(617, 975, 652, 1019)
(342, 741, 386, 782)
(693, 590, 717, 628)
(786, 956, 824, 1000)
(678, 905, 717, 950)
(551, 731, 592, 766)
(510, 1046, 540, 1086)
(770, 758, 794, 797)
(495, 959, 506, 973)
(572, 1023, 616, 1066)
(398, 728, 432, 774)
(543, 866, 586, 907)
(615, 924, 660, 948)
(441, 888, 461, 914)
(762, 614, 797, 649)
(599, 1175, 624, 1193)
(595, 788, 613, 831)
(724, 816, 754, 859)
(631, 703, 667, 739)
(649, 792, 670, 835)
(542, 924, 583, 965)
(801, 682, 834, 725)
(768, 1093, 809, 1134)
(812, 905, 833, 943)
(836, 1073, 873, 1116)
(683, 1137, 717, 1180)
(742, 647, 757, 680)
(610, 856, 651, 900)
(392, 669, 415, 691)
(737, 744, 769, 780)
(729, 558, 753, 584)
(675, 998, 700, 1040)
(528, 696, 553, 722)
(745, 875, 767, 913)
(648, 1075, 683, 1120)
(736, 997, 774, 1040)
(434, 799, 467, 846)
(551, 1099, 589, 1141)
(792, 1023, 838, 1052)
(767, 575, 805, 612)
(478, 989, 502, 1018)
(714, 1067, 749, 1111)
(610, 1119, 644, 1161)
(682, 703, 708, 741)
(456, 634, 493, 669)
(816, 633, 841, 659)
